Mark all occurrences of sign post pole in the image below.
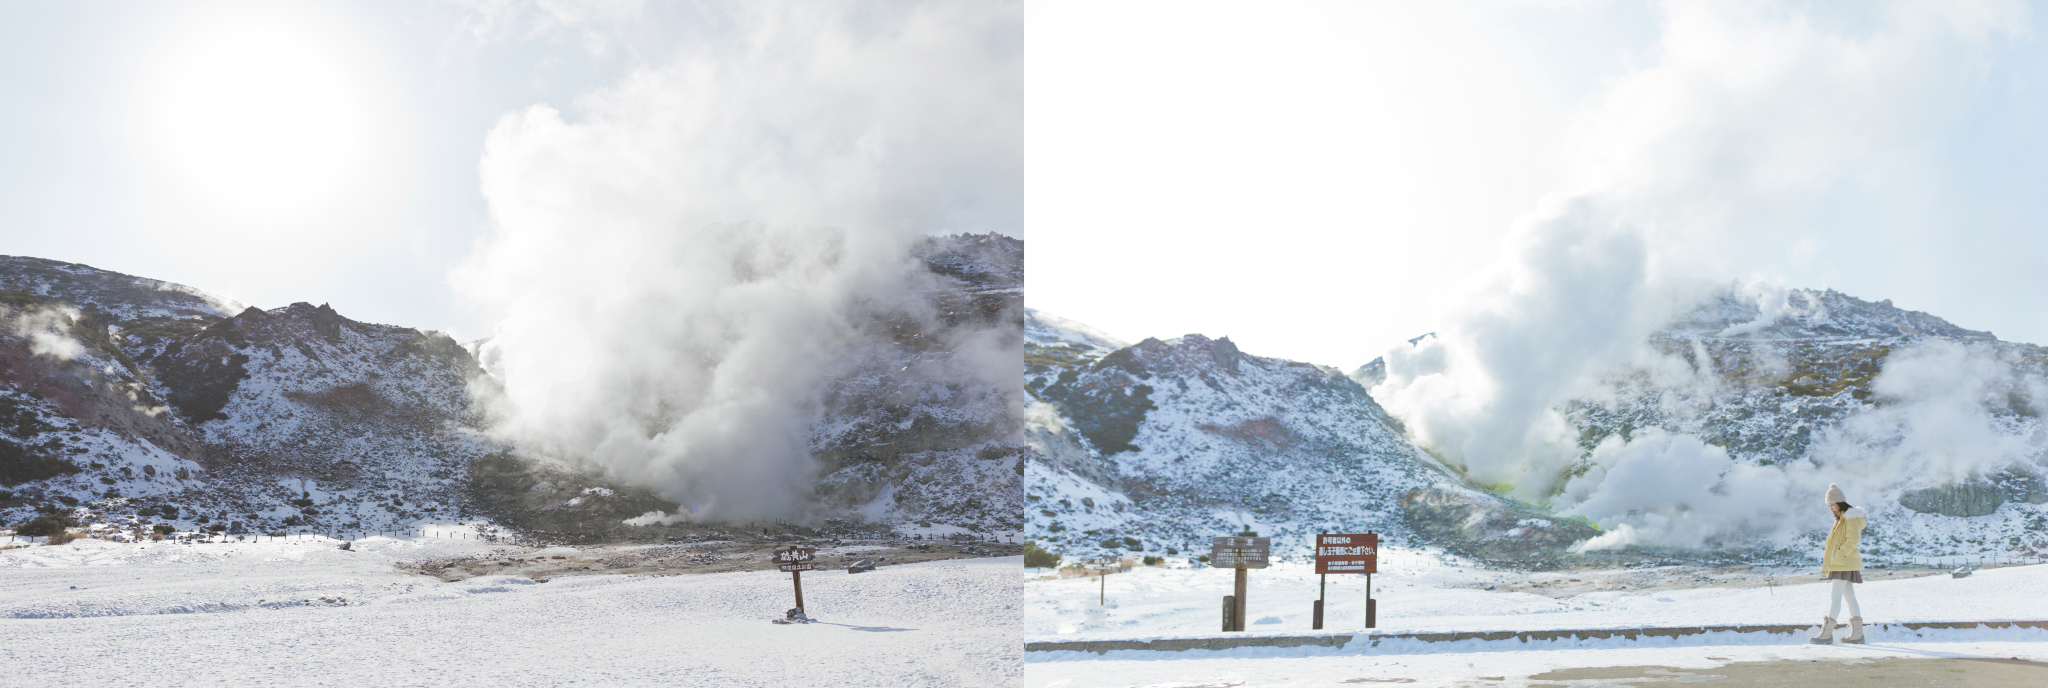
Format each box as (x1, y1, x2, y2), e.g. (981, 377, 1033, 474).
(1315, 573, 1326, 630)
(773, 545, 817, 622)
(1314, 531, 1378, 630)
(1210, 532, 1269, 633)
(1232, 565, 1248, 632)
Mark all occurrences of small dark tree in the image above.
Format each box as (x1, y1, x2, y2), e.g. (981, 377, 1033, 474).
(17, 513, 77, 537)
(1024, 543, 1061, 569)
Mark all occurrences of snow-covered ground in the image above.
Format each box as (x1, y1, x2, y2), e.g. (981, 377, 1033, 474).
(1028, 548, 2048, 640)
(1026, 549, 2048, 686)
(1030, 636, 2048, 687)
(0, 537, 1020, 686)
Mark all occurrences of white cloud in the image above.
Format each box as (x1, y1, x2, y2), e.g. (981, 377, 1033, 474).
(449, 0, 647, 56)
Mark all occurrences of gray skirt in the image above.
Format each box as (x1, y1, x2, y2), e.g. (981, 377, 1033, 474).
(1826, 570, 1863, 584)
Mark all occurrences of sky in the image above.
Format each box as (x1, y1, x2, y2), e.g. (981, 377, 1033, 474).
(0, 0, 1020, 340)
(0, 0, 1023, 521)
(1027, 0, 2048, 370)
(0, 0, 643, 337)
(11, 0, 2048, 368)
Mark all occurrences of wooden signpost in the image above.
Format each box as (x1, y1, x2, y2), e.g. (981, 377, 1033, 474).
(1096, 560, 1117, 605)
(1211, 534, 1270, 632)
(775, 546, 817, 613)
(1313, 532, 1378, 630)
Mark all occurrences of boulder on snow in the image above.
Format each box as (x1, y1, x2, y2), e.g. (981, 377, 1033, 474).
(1897, 469, 2044, 518)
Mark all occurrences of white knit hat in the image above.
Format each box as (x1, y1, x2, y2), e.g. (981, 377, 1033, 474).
(1825, 483, 1847, 507)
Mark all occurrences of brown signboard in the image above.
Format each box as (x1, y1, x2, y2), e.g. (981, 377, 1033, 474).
(1315, 533, 1377, 574)
(1209, 536, 1270, 569)
(774, 546, 816, 565)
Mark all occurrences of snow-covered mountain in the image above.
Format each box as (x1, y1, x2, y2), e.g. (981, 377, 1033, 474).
(1023, 310, 1594, 566)
(0, 256, 529, 537)
(1493, 287, 2048, 560)
(810, 233, 1026, 533)
(1, 237, 1023, 540)
(1551, 288, 2009, 472)
(1028, 287, 2048, 569)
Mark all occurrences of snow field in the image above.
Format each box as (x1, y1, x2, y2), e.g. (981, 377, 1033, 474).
(1027, 551, 2048, 641)
(1028, 553, 2048, 687)
(1027, 637, 2048, 687)
(0, 538, 1022, 687)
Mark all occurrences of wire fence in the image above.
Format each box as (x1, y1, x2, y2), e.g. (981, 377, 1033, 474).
(5, 524, 1014, 547)
(4, 524, 504, 546)
(1870, 553, 2048, 569)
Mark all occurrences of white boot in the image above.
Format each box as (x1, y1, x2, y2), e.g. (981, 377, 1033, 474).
(1843, 617, 1865, 644)
(1810, 616, 1836, 644)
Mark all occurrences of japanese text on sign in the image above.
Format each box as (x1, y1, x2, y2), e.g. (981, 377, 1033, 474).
(1314, 533, 1377, 574)
(1209, 536, 1270, 569)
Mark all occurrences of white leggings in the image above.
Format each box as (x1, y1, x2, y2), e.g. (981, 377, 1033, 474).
(1828, 579, 1862, 619)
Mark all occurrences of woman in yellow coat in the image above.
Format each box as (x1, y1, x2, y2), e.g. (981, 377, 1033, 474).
(1813, 483, 1866, 644)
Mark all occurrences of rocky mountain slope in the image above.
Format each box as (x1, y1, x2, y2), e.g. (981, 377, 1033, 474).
(808, 233, 1026, 534)
(1023, 310, 1595, 567)
(1486, 287, 2048, 560)
(1, 237, 1023, 541)
(1029, 287, 2048, 569)
(0, 256, 528, 539)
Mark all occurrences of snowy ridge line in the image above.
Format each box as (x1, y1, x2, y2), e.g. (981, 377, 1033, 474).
(1024, 620, 2048, 654)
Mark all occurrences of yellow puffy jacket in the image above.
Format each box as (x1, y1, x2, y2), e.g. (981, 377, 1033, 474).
(1822, 507, 1865, 573)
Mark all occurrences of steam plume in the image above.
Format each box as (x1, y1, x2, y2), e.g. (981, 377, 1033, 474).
(1373, 1, 2033, 547)
(452, 1, 1020, 522)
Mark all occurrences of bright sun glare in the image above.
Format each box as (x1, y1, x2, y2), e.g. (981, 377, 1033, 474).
(149, 15, 369, 216)
(125, 2, 411, 291)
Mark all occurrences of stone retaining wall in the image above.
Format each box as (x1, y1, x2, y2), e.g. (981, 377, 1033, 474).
(1025, 621, 2048, 654)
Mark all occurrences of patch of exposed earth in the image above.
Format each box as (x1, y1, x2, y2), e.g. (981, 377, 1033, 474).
(1440, 563, 2041, 598)
(396, 539, 1027, 582)
(1520, 656, 2048, 688)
